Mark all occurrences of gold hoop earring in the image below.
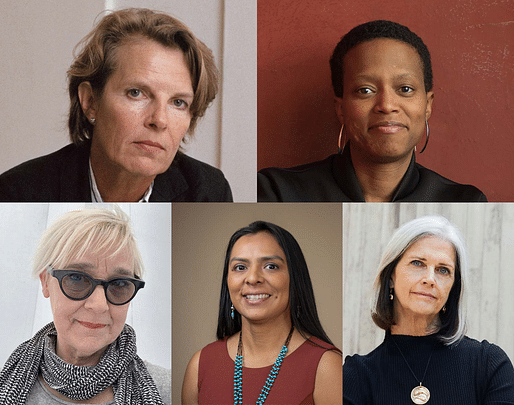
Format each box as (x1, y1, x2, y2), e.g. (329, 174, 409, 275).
(338, 124, 346, 154)
(419, 120, 429, 153)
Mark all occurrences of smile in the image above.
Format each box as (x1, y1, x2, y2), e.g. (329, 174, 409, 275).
(77, 321, 108, 329)
(244, 294, 271, 302)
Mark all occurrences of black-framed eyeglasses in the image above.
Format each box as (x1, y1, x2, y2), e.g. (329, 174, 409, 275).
(47, 266, 145, 305)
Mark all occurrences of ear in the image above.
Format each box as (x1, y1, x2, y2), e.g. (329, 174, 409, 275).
(39, 271, 50, 298)
(78, 81, 97, 121)
(389, 277, 395, 289)
(425, 91, 434, 121)
(334, 97, 345, 125)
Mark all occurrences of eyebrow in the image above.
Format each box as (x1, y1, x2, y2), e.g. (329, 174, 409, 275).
(230, 255, 285, 263)
(353, 73, 417, 81)
(64, 262, 134, 277)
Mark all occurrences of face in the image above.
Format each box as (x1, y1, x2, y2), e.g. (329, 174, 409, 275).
(39, 246, 134, 366)
(335, 38, 434, 163)
(80, 38, 194, 179)
(391, 236, 456, 325)
(227, 232, 290, 324)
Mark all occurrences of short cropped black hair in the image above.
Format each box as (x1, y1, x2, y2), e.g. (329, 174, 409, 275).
(330, 20, 433, 97)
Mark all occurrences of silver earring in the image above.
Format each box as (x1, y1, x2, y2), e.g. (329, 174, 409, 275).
(338, 124, 346, 154)
(419, 119, 429, 153)
(90, 117, 96, 125)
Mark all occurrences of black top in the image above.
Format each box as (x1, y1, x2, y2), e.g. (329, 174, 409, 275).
(0, 143, 233, 202)
(258, 147, 487, 202)
(343, 332, 514, 405)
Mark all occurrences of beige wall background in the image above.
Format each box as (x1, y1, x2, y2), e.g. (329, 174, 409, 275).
(0, 0, 256, 202)
(343, 203, 514, 363)
(172, 203, 342, 404)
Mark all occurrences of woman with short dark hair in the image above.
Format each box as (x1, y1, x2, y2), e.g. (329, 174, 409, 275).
(258, 20, 486, 202)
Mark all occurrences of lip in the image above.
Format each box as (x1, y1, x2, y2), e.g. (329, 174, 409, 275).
(369, 121, 407, 133)
(134, 140, 165, 151)
(412, 292, 436, 299)
(242, 293, 271, 304)
(77, 321, 108, 330)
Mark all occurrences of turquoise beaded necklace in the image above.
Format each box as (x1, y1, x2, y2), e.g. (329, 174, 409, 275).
(233, 325, 294, 405)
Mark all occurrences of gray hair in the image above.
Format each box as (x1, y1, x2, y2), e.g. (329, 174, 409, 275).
(32, 205, 144, 278)
(371, 215, 468, 345)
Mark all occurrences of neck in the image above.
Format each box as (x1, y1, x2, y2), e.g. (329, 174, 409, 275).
(239, 315, 293, 364)
(350, 145, 412, 202)
(90, 152, 154, 202)
(391, 313, 440, 336)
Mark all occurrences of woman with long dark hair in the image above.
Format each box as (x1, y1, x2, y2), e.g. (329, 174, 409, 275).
(182, 221, 341, 404)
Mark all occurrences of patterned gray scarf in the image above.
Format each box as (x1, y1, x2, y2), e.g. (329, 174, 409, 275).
(0, 322, 163, 404)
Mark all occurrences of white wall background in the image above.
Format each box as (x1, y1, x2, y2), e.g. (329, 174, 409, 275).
(0, 203, 171, 370)
(0, 0, 256, 202)
(343, 203, 514, 363)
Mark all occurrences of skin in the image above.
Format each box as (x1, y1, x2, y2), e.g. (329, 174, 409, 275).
(39, 246, 135, 403)
(335, 38, 434, 201)
(390, 236, 456, 336)
(78, 37, 194, 202)
(182, 232, 342, 404)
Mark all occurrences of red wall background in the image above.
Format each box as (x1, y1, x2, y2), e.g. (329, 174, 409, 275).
(258, 0, 514, 201)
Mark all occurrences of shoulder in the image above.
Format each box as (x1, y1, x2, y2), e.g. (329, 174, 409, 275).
(144, 362, 171, 405)
(0, 144, 87, 202)
(415, 163, 487, 202)
(312, 342, 342, 404)
(257, 155, 341, 202)
(161, 153, 233, 202)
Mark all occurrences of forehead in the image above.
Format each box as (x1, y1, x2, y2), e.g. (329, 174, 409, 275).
(107, 38, 193, 90)
(343, 38, 424, 81)
(65, 245, 134, 274)
(230, 232, 285, 257)
(403, 236, 456, 264)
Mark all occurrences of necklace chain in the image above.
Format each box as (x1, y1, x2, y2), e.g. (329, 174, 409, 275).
(233, 325, 294, 405)
(391, 337, 434, 385)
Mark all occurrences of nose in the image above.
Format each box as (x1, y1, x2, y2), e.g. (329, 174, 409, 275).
(245, 266, 264, 285)
(422, 266, 436, 286)
(84, 285, 110, 312)
(373, 88, 399, 114)
(146, 100, 168, 130)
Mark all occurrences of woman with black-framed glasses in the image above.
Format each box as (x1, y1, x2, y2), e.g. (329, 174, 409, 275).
(0, 206, 170, 404)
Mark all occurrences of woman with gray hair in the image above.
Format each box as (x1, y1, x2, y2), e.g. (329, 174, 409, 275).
(0, 206, 170, 404)
(343, 216, 514, 404)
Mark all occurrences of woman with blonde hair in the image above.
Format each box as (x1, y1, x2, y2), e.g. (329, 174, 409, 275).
(0, 206, 170, 404)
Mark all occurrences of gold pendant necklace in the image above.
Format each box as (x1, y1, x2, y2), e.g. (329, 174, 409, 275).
(392, 337, 434, 404)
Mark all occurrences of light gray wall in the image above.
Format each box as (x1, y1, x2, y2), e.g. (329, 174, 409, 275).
(0, 0, 256, 202)
(0, 203, 171, 370)
(343, 203, 514, 363)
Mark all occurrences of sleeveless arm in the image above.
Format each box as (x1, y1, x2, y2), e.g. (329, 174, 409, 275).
(182, 350, 201, 405)
(313, 350, 342, 405)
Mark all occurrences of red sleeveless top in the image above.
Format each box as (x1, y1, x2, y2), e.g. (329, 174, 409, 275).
(198, 336, 338, 404)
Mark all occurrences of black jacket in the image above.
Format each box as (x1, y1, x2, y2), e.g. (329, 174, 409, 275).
(258, 147, 486, 202)
(0, 143, 233, 202)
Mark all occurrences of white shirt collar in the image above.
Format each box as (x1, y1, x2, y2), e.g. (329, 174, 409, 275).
(88, 159, 153, 202)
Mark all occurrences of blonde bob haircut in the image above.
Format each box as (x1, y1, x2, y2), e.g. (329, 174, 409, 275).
(68, 8, 219, 144)
(371, 215, 468, 346)
(32, 206, 144, 279)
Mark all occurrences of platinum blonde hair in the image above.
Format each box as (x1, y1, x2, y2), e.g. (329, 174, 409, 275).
(371, 215, 468, 345)
(32, 205, 144, 278)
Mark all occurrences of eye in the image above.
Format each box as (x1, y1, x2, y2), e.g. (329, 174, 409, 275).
(264, 263, 279, 270)
(172, 99, 188, 109)
(399, 86, 414, 94)
(127, 88, 143, 98)
(233, 264, 246, 272)
(411, 260, 424, 267)
(438, 267, 451, 275)
(68, 272, 87, 282)
(356, 87, 373, 95)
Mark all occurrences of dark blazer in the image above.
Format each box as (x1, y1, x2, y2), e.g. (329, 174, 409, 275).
(0, 143, 233, 202)
(258, 147, 487, 202)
